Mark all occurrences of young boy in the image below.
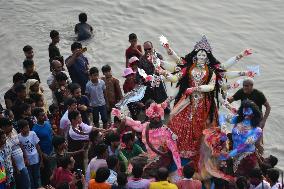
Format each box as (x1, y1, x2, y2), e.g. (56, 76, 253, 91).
(86, 143, 108, 187)
(23, 45, 34, 61)
(0, 118, 31, 189)
(50, 135, 85, 171)
(101, 65, 123, 120)
(122, 67, 142, 120)
(121, 133, 144, 160)
(4, 72, 25, 109)
(23, 59, 41, 83)
(69, 83, 90, 125)
(18, 119, 43, 189)
(88, 167, 111, 189)
(32, 107, 53, 156)
(86, 67, 108, 128)
(125, 33, 143, 67)
(127, 164, 150, 189)
(50, 156, 77, 188)
(49, 30, 64, 69)
(176, 165, 202, 189)
(74, 12, 93, 41)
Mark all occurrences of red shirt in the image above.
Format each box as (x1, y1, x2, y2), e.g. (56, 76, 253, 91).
(125, 45, 142, 66)
(51, 167, 75, 189)
(176, 179, 202, 189)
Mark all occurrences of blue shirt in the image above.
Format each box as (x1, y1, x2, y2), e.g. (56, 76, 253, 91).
(85, 79, 106, 107)
(32, 121, 53, 155)
(66, 54, 89, 92)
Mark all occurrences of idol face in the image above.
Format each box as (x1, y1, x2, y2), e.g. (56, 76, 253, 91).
(243, 107, 253, 116)
(196, 50, 207, 63)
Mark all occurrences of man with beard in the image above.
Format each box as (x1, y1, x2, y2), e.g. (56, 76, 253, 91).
(112, 99, 181, 177)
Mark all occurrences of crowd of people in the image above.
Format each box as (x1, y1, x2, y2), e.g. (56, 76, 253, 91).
(0, 12, 282, 189)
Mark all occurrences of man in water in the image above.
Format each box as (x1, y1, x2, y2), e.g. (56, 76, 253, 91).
(74, 12, 93, 41)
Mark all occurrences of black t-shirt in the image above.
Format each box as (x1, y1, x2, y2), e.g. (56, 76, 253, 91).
(76, 95, 90, 125)
(233, 88, 267, 111)
(4, 88, 17, 104)
(49, 43, 61, 59)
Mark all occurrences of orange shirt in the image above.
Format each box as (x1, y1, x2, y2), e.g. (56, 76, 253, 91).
(88, 179, 111, 189)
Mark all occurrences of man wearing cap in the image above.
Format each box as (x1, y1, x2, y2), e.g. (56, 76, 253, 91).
(128, 56, 139, 73)
(137, 41, 168, 105)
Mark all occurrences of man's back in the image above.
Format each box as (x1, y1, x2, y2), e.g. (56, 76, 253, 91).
(176, 179, 202, 189)
(75, 23, 93, 41)
(149, 181, 178, 189)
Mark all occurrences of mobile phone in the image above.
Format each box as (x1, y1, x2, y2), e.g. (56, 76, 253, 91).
(82, 47, 87, 53)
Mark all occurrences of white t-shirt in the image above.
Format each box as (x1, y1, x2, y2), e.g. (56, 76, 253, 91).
(18, 131, 40, 165)
(6, 129, 25, 170)
(250, 180, 271, 189)
(68, 122, 92, 141)
(60, 110, 70, 138)
(271, 182, 282, 189)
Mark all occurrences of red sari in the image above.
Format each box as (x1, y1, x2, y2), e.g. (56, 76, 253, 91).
(168, 63, 217, 167)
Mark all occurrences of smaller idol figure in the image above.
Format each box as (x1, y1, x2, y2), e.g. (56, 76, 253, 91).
(219, 100, 262, 177)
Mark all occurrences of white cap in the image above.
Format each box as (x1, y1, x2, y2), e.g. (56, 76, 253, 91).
(129, 56, 139, 65)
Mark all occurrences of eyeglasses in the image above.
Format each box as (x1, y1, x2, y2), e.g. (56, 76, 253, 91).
(144, 48, 152, 51)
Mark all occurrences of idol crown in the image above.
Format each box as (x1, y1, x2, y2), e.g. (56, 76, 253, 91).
(194, 35, 212, 52)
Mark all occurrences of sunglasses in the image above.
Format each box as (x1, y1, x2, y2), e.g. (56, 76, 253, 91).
(144, 48, 152, 51)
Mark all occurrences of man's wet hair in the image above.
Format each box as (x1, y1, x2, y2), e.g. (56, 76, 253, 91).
(79, 12, 87, 23)
(23, 45, 33, 52)
(129, 33, 137, 41)
(50, 30, 59, 39)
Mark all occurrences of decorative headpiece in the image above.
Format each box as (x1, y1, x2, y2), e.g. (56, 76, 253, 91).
(145, 99, 170, 119)
(194, 35, 212, 53)
(203, 128, 227, 156)
(146, 103, 166, 119)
